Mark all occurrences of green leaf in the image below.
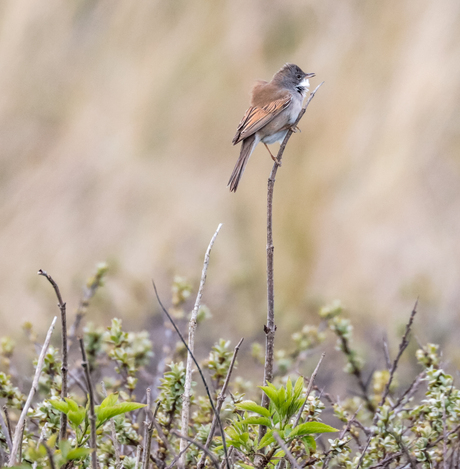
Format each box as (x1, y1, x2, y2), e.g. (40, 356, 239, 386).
(49, 400, 69, 414)
(97, 402, 146, 425)
(66, 448, 93, 461)
(258, 429, 275, 449)
(302, 435, 316, 452)
(286, 378, 292, 399)
(67, 407, 86, 427)
(240, 416, 272, 427)
(64, 398, 79, 412)
(239, 464, 255, 469)
(293, 377, 304, 400)
(259, 383, 280, 409)
(290, 422, 338, 438)
(100, 393, 119, 409)
(236, 401, 271, 418)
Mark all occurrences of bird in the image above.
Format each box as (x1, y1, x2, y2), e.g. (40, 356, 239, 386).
(228, 63, 315, 192)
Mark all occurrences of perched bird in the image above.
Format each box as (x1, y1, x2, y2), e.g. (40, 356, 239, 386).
(228, 63, 315, 192)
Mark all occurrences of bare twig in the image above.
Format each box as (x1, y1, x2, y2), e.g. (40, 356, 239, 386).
(8, 316, 57, 466)
(172, 431, 220, 469)
(165, 443, 192, 469)
(357, 303, 418, 469)
(261, 82, 324, 444)
(18, 420, 25, 464)
(134, 445, 141, 469)
(101, 382, 121, 467)
(180, 223, 222, 463)
(142, 389, 153, 469)
(382, 334, 391, 370)
(69, 263, 107, 340)
(293, 352, 325, 427)
(79, 338, 98, 469)
(3, 406, 12, 443)
(197, 338, 244, 469)
(69, 370, 89, 395)
(337, 332, 374, 413)
(272, 432, 301, 469)
(378, 301, 418, 410)
(443, 402, 448, 469)
(38, 269, 68, 441)
(152, 281, 229, 469)
(392, 371, 426, 411)
(0, 408, 12, 453)
(220, 446, 234, 469)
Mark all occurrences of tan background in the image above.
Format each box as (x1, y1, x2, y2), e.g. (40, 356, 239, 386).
(1, 0, 460, 348)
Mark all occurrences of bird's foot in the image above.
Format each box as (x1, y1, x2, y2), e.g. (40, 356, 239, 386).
(290, 125, 301, 133)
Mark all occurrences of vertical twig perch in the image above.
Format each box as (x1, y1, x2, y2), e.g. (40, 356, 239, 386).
(260, 83, 324, 441)
(8, 316, 57, 466)
(142, 388, 153, 469)
(79, 338, 98, 469)
(38, 270, 68, 441)
(0, 409, 12, 453)
(179, 223, 222, 463)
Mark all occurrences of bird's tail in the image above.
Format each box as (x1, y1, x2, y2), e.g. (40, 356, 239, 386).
(228, 135, 257, 192)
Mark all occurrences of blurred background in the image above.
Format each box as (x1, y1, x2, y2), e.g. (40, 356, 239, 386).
(1, 0, 460, 362)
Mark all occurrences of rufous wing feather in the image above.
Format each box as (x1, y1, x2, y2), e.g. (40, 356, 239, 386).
(232, 95, 292, 145)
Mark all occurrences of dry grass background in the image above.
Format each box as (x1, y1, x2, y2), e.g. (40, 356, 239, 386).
(1, 0, 460, 352)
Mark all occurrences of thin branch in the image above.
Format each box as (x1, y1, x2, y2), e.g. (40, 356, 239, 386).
(357, 303, 418, 469)
(101, 381, 121, 467)
(18, 420, 25, 464)
(377, 301, 418, 410)
(69, 263, 107, 340)
(172, 431, 220, 469)
(165, 443, 192, 469)
(272, 432, 301, 469)
(392, 371, 426, 411)
(79, 338, 98, 469)
(8, 316, 57, 467)
(293, 352, 325, 427)
(3, 406, 13, 443)
(197, 338, 244, 469)
(337, 332, 374, 413)
(0, 408, 12, 453)
(152, 281, 229, 469)
(260, 82, 324, 445)
(38, 269, 68, 442)
(180, 223, 222, 463)
(382, 334, 391, 370)
(134, 445, 141, 469)
(220, 446, 234, 469)
(142, 389, 153, 469)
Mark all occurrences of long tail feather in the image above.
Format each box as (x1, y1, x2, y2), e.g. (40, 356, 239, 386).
(228, 135, 257, 192)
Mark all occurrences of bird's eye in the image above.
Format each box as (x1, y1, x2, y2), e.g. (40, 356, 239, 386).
(297, 74, 302, 79)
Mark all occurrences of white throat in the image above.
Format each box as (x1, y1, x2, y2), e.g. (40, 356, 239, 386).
(298, 77, 310, 90)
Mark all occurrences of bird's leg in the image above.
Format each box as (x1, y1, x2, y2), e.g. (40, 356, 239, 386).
(263, 143, 282, 166)
(290, 125, 301, 133)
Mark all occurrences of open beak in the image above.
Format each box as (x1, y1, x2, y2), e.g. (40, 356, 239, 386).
(305, 72, 315, 78)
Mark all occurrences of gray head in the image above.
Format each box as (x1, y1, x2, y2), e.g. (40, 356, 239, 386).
(273, 63, 315, 92)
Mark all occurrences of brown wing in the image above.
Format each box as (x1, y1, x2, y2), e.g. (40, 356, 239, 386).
(232, 95, 292, 145)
